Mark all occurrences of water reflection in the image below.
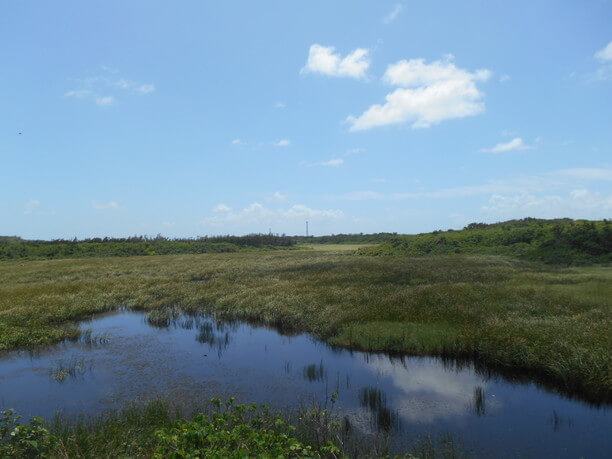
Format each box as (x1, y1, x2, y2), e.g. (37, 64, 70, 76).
(359, 386, 401, 432)
(303, 361, 327, 382)
(472, 386, 486, 416)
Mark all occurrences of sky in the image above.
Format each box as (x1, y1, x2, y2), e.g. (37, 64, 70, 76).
(1, 1, 611, 239)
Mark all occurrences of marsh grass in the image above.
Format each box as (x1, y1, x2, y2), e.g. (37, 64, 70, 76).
(0, 250, 610, 401)
(50, 358, 88, 382)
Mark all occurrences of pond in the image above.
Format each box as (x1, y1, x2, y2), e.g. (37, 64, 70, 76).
(0, 310, 609, 457)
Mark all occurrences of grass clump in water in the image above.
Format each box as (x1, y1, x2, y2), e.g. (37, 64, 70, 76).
(49, 358, 88, 382)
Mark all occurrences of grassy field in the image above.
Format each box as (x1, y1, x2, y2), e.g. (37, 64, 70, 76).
(0, 249, 610, 403)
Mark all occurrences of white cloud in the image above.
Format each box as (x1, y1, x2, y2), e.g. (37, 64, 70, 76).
(587, 41, 612, 81)
(203, 202, 344, 232)
(24, 200, 40, 214)
(333, 167, 612, 208)
(480, 137, 533, 153)
(137, 84, 155, 94)
(383, 4, 403, 24)
(302, 44, 370, 79)
(301, 158, 344, 167)
(345, 148, 364, 156)
(481, 190, 612, 219)
(347, 55, 491, 131)
(93, 200, 121, 210)
(231, 139, 245, 145)
(551, 168, 612, 181)
(65, 70, 154, 107)
(274, 101, 286, 109)
(318, 159, 343, 167)
(95, 96, 115, 107)
(274, 139, 291, 147)
(271, 191, 287, 201)
(64, 89, 93, 99)
(499, 74, 511, 83)
(595, 41, 612, 62)
(371, 177, 386, 183)
(213, 203, 232, 213)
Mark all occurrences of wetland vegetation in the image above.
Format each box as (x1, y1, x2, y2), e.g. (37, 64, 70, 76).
(0, 218, 610, 457)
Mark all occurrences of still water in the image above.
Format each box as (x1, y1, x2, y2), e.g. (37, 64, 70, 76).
(0, 310, 609, 457)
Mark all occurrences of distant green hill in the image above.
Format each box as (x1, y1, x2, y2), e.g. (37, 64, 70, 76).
(359, 218, 612, 265)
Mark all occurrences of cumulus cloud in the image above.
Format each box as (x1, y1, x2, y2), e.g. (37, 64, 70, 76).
(347, 55, 491, 130)
(383, 4, 403, 24)
(271, 191, 287, 201)
(302, 44, 370, 79)
(274, 139, 291, 147)
(480, 137, 533, 153)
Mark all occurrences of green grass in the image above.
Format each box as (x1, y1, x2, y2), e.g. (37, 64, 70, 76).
(0, 250, 610, 402)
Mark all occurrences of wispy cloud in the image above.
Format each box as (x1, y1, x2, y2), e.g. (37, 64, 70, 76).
(271, 191, 287, 201)
(24, 199, 41, 215)
(274, 101, 286, 109)
(383, 4, 403, 24)
(332, 167, 612, 202)
(301, 158, 344, 167)
(93, 200, 121, 210)
(302, 44, 370, 79)
(213, 203, 232, 213)
(482, 189, 612, 220)
(204, 203, 344, 231)
(595, 41, 612, 62)
(347, 55, 491, 131)
(231, 139, 245, 145)
(591, 41, 612, 81)
(480, 137, 533, 153)
(95, 96, 115, 107)
(65, 69, 154, 107)
(274, 139, 291, 147)
(551, 168, 612, 181)
(345, 148, 364, 156)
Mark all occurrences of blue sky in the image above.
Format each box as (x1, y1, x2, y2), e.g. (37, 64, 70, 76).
(1, 1, 611, 239)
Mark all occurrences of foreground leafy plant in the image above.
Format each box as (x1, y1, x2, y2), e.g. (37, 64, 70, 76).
(0, 410, 57, 458)
(153, 398, 341, 458)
